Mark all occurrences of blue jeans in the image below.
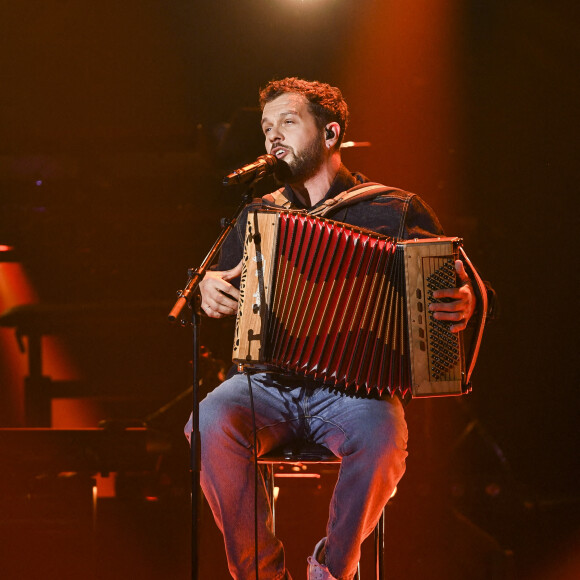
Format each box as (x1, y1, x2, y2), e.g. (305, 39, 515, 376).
(185, 372, 408, 580)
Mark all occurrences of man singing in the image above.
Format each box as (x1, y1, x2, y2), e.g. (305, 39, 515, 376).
(186, 77, 485, 580)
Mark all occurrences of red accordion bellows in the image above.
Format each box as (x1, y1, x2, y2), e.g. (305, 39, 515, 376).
(267, 212, 408, 392)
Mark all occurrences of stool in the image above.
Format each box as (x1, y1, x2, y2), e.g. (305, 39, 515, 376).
(258, 441, 385, 580)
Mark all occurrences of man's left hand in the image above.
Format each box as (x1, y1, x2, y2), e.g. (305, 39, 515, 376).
(429, 260, 476, 333)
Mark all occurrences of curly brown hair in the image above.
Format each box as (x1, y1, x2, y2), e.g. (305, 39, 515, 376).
(259, 77, 349, 148)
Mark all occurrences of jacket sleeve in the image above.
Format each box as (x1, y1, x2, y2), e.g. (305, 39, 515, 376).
(214, 201, 261, 287)
(402, 195, 445, 239)
(404, 196, 499, 321)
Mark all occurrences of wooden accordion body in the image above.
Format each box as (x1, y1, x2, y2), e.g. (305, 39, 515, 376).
(232, 210, 486, 398)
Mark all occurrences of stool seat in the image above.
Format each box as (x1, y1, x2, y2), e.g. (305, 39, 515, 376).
(258, 441, 341, 464)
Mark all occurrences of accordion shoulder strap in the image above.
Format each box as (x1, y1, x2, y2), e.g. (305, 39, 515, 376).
(262, 187, 294, 209)
(310, 183, 414, 239)
(308, 182, 396, 217)
(263, 183, 400, 212)
(263, 182, 414, 238)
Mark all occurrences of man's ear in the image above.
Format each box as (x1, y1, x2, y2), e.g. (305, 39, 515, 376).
(324, 122, 341, 148)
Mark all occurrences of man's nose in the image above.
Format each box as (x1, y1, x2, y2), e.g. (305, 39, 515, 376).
(267, 125, 283, 142)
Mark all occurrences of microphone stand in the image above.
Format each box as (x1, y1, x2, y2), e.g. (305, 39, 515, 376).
(168, 181, 257, 580)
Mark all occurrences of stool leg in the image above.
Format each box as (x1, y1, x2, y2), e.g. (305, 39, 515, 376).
(269, 466, 276, 535)
(374, 508, 385, 580)
(261, 464, 276, 534)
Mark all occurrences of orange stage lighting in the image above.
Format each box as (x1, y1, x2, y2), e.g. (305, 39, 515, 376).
(338, 0, 467, 216)
(0, 261, 80, 426)
(0, 261, 39, 425)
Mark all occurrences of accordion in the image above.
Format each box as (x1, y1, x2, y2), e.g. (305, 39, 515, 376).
(232, 210, 487, 398)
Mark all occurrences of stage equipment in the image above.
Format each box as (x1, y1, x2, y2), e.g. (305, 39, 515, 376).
(233, 210, 487, 397)
(0, 301, 182, 427)
(0, 426, 170, 475)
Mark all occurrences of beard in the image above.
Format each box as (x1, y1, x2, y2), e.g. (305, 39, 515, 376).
(273, 135, 326, 185)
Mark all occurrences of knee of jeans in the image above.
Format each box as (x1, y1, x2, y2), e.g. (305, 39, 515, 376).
(183, 389, 246, 454)
(349, 416, 408, 470)
(362, 435, 407, 494)
(183, 397, 229, 447)
(197, 394, 249, 448)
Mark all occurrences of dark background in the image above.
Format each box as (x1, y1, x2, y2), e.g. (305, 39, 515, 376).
(0, 1, 578, 579)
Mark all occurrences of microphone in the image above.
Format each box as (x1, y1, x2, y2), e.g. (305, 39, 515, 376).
(223, 154, 277, 186)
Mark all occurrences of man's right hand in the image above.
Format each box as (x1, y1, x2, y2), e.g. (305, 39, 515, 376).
(199, 260, 243, 318)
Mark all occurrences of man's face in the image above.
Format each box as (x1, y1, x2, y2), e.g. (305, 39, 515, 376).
(261, 92, 325, 184)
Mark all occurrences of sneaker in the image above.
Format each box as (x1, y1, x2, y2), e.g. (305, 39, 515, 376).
(307, 537, 338, 580)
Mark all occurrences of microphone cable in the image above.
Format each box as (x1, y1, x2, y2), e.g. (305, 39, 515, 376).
(245, 369, 260, 580)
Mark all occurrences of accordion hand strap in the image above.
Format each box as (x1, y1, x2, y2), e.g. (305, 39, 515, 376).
(459, 246, 489, 388)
